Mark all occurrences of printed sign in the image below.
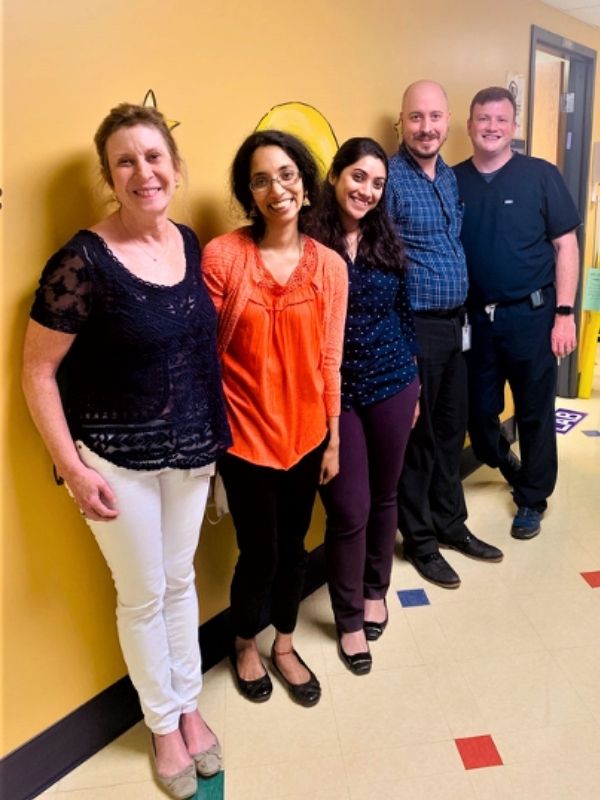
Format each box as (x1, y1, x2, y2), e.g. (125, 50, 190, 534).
(582, 268, 600, 312)
(555, 408, 587, 434)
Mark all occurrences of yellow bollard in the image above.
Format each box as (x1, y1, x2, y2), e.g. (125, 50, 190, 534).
(578, 310, 600, 398)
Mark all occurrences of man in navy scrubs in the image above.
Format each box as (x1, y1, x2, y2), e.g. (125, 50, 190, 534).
(454, 86, 580, 539)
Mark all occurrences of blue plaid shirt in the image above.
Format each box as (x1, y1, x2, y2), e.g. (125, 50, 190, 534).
(386, 145, 468, 311)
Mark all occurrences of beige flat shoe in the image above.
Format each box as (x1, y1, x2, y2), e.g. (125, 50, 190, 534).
(156, 762, 197, 799)
(192, 739, 222, 777)
(152, 736, 198, 799)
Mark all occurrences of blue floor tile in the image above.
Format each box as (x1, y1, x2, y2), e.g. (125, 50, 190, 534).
(397, 588, 430, 607)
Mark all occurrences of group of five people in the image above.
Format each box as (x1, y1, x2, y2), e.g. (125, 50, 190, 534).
(22, 79, 579, 799)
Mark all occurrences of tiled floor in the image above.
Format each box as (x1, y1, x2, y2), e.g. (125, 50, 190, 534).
(39, 362, 600, 799)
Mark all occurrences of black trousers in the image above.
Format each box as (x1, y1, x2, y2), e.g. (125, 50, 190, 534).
(466, 289, 557, 512)
(219, 441, 325, 640)
(397, 315, 469, 557)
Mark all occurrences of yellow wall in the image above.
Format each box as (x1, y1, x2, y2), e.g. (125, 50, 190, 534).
(3, 0, 600, 757)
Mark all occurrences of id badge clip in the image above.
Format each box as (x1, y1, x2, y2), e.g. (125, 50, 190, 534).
(462, 313, 471, 352)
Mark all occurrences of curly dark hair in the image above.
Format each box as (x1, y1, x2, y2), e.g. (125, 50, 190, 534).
(230, 129, 321, 241)
(310, 137, 404, 272)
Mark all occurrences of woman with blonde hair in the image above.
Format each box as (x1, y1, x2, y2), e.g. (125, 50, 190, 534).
(22, 103, 231, 799)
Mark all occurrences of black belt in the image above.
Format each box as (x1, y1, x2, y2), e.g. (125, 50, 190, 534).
(413, 306, 464, 320)
(477, 284, 554, 311)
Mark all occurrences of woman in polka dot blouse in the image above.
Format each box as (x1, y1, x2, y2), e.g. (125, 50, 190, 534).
(311, 137, 420, 675)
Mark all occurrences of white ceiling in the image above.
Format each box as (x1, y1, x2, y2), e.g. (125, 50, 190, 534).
(540, 0, 600, 28)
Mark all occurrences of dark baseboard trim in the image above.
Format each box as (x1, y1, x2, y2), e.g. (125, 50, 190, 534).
(1, 428, 510, 800)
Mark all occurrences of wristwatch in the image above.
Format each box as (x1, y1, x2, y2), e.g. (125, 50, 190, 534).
(555, 305, 574, 315)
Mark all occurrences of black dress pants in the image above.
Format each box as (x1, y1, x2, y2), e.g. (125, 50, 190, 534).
(466, 290, 557, 512)
(397, 314, 469, 557)
(219, 441, 325, 640)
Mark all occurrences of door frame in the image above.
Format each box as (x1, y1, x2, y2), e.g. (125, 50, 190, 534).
(527, 25, 596, 397)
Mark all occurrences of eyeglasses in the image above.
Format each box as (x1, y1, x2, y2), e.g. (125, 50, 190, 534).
(249, 168, 300, 193)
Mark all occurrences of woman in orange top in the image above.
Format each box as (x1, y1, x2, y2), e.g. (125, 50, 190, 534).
(202, 130, 347, 707)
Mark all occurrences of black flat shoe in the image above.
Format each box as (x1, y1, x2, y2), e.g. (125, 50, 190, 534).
(270, 645, 321, 707)
(229, 650, 273, 703)
(337, 637, 372, 675)
(364, 599, 388, 641)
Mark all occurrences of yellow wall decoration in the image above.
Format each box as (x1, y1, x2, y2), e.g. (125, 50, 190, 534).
(142, 88, 181, 131)
(256, 101, 338, 177)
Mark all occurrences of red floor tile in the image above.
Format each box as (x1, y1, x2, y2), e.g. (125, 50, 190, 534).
(581, 571, 600, 588)
(455, 734, 503, 770)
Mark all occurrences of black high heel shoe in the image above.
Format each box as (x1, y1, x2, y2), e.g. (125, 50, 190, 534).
(337, 633, 372, 676)
(363, 598, 388, 642)
(229, 649, 273, 703)
(270, 645, 321, 707)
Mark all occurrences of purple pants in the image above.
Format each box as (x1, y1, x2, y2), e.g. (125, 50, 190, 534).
(320, 379, 419, 633)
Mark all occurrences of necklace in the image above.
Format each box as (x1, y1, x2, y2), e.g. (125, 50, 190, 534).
(118, 210, 171, 263)
(344, 230, 361, 261)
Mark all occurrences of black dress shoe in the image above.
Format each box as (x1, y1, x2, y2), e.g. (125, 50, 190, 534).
(405, 551, 461, 589)
(270, 646, 321, 707)
(337, 636, 372, 675)
(229, 650, 273, 703)
(439, 532, 504, 562)
(364, 598, 388, 641)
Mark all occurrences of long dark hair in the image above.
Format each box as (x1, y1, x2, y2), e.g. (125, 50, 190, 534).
(230, 129, 321, 241)
(311, 137, 404, 272)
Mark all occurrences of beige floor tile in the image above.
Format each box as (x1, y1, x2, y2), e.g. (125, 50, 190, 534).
(493, 719, 600, 764)
(57, 724, 152, 791)
(468, 767, 519, 800)
(367, 613, 425, 670)
(492, 537, 596, 597)
(470, 754, 600, 800)
(405, 605, 457, 665)
(343, 740, 462, 786)
(516, 589, 600, 649)
(551, 645, 600, 723)
(329, 664, 450, 754)
(348, 771, 478, 800)
(259, 794, 349, 800)
(426, 661, 488, 737)
(429, 595, 546, 660)
(225, 754, 348, 800)
(55, 781, 166, 799)
(199, 662, 228, 739)
(459, 650, 592, 733)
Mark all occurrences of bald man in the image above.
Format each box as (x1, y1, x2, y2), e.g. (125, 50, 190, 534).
(386, 80, 503, 589)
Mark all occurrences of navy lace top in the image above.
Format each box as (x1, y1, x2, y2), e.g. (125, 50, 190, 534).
(342, 254, 419, 410)
(30, 224, 232, 470)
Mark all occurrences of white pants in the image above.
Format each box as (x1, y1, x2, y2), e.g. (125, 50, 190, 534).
(74, 441, 212, 734)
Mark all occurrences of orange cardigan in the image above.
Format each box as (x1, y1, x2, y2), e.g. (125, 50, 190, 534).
(202, 228, 348, 468)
